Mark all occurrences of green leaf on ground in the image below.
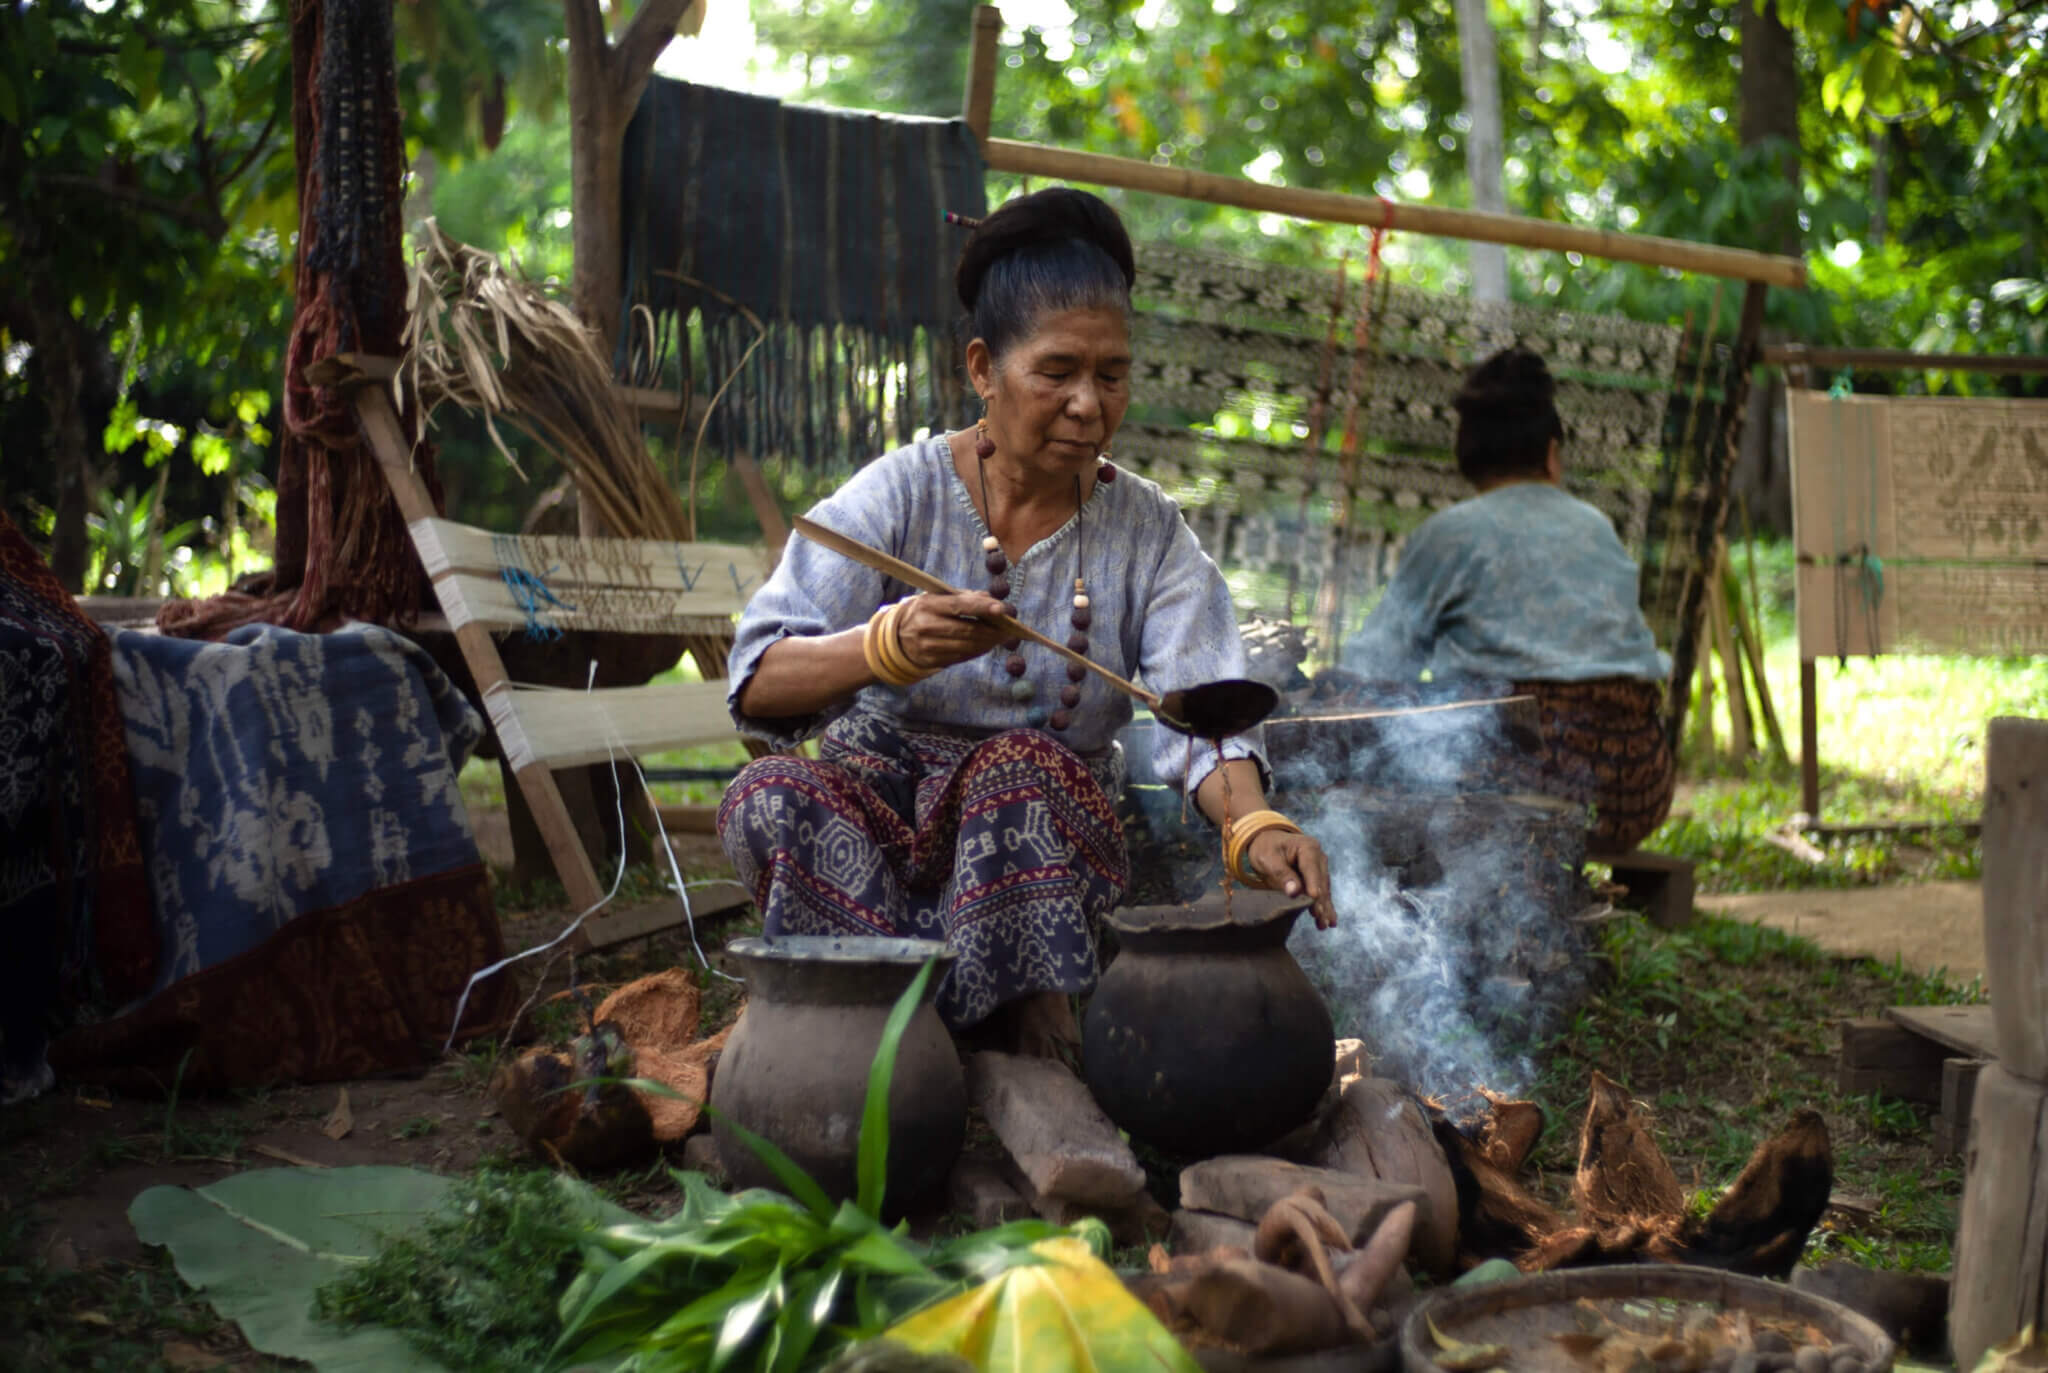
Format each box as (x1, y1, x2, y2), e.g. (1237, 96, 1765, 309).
(130, 1165, 457, 1372)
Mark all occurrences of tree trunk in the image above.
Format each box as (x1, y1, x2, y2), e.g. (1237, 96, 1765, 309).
(1453, 0, 1509, 303)
(1738, 0, 1801, 256)
(29, 293, 96, 592)
(1731, 0, 1801, 537)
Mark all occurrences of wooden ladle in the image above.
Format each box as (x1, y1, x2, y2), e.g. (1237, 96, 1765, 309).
(793, 516, 1279, 738)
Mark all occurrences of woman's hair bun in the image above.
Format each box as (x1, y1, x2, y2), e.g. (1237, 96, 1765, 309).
(955, 187, 1136, 315)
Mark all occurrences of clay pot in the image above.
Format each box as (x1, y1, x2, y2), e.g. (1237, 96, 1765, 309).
(709, 936, 964, 1214)
(1083, 890, 1336, 1157)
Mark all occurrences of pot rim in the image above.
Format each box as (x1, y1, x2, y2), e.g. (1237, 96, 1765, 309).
(727, 935, 956, 967)
(1109, 889, 1313, 936)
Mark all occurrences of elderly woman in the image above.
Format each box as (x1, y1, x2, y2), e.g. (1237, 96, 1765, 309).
(1342, 346, 1675, 854)
(718, 189, 1334, 1054)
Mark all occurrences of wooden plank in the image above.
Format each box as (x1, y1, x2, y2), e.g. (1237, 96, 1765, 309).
(1764, 345, 2048, 378)
(1938, 1057, 1989, 1158)
(576, 880, 754, 952)
(74, 595, 167, 626)
(655, 803, 722, 835)
(1986, 717, 2048, 1081)
(1886, 1003, 2000, 1062)
(496, 680, 739, 770)
(1838, 1017, 1948, 1105)
(1950, 1062, 2048, 1370)
(979, 137, 1805, 287)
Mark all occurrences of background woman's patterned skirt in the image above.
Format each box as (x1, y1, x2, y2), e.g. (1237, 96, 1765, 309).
(717, 712, 1129, 1028)
(1505, 676, 1675, 854)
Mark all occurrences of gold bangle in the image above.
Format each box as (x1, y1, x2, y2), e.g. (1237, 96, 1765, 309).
(865, 603, 924, 688)
(878, 600, 925, 684)
(1224, 809, 1300, 887)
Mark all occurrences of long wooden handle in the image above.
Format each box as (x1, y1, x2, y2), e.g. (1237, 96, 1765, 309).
(792, 515, 1162, 708)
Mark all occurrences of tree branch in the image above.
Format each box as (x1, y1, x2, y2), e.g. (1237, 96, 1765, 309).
(40, 174, 227, 236)
(613, 0, 693, 105)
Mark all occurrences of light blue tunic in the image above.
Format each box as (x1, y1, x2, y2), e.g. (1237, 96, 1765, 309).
(727, 434, 1261, 794)
(1342, 482, 1671, 684)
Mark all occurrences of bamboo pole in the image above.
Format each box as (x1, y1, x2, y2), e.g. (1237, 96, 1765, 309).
(963, 5, 1002, 142)
(979, 136, 1806, 288)
(1763, 345, 2048, 376)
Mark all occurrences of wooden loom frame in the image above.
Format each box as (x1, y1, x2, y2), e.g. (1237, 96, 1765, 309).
(959, 5, 1801, 753)
(1771, 346, 2048, 828)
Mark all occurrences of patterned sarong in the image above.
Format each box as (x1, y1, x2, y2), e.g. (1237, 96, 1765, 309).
(716, 712, 1129, 1029)
(1504, 677, 1674, 855)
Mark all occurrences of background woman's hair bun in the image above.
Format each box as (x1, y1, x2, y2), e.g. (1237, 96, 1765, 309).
(1452, 345, 1556, 417)
(955, 187, 1136, 314)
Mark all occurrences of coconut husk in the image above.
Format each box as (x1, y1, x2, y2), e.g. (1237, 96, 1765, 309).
(632, 1023, 732, 1142)
(594, 969, 701, 1051)
(1574, 1070, 1687, 1225)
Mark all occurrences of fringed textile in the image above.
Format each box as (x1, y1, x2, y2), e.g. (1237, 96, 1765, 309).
(160, 0, 435, 639)
(716, 712, 1128, 1030)
(619, 78, 987, 468)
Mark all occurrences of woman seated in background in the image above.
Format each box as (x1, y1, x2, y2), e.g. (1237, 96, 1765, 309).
(1342, 346, 1675, 854)
(718, 188, 1335, 1058)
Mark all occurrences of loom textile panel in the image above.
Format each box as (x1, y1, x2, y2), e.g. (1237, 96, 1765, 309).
(1789, 391, 2048, 658)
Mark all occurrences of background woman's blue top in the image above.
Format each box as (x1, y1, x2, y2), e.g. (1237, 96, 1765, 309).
(727, 433, 1261, 794)
(1342, 482, 1671, 684)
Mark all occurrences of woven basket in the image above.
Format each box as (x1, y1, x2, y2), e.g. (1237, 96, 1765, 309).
(1399, 1265, 1896, 1373)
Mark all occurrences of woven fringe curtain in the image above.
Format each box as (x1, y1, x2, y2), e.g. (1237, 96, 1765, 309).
(619, 78, 987, 470)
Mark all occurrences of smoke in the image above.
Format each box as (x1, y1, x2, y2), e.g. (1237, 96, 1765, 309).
(1273, 704, 1589, 1114)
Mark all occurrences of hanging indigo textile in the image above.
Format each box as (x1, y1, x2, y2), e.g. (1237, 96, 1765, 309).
(620, 78, 987, 469)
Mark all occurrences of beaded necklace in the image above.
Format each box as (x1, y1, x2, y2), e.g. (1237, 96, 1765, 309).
(973, 418, 1115, 733)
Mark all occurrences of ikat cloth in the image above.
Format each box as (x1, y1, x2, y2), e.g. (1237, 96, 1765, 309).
(107, 621, 486, 991)
(726, 432, 1264, 797)
(718, 715, 1129, 1028)
(1342, 482, 1671, 684)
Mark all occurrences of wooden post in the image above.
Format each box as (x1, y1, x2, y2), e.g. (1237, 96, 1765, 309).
(1800, 659, 1821, 818)
(1985, 717, 2048, 1081)
(962, 5, 1002, 145)
(1708, 542, 1752, 760)
(1950, 717, 2048, 1369)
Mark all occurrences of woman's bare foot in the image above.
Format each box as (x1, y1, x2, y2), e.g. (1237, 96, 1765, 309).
(1007, 991, 1080, 1060)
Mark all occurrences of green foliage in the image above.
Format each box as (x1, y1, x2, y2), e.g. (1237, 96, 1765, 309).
(313, 1169, 592, 1373)
(552, 957, 1078, 1372)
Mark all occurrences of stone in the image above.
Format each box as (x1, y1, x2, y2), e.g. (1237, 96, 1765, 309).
(1310, 1077, 1460, 1277)
(968, 1051, 1146, 1207)
(947, 1157, 1031, 1229)
(681, 1131, 727, 1185)
(1012, 1169, 1172, 1246)
(1178, 1155, 1423, 1246)
(1170, 1208, 1258, 1255)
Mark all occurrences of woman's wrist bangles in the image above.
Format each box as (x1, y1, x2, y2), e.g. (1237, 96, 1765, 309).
(863, 599, 932, 688)
(1223, 809, 1302, 887)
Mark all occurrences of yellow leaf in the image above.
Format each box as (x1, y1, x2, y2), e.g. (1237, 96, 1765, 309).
(886, 1236, 1203, 1373)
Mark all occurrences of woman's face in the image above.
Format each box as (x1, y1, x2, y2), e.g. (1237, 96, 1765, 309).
(967, 306, 1131, 486)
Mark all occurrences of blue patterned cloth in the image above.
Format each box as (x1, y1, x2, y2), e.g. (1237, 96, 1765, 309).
(108, 623, 485, 994)
(1342, 482, 1670, 685)
(726, 433, 1262, 795)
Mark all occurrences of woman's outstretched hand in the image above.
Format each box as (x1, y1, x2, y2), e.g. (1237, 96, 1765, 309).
(1246, 829, 1338, 929)
(895, 592, 1011, 673)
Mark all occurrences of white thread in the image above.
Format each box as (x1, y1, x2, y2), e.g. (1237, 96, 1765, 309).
(410, 518, 453, 577)
(437, 576, 475, 630)
(484, 685, 533, 771)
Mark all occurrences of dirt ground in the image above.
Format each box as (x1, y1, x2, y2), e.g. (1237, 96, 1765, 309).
(1699, 880, 1985, 986)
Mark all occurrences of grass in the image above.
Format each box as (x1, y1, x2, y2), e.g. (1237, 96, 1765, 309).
(1525, 912, 1981, 1273)
(1644, 538, 2046, 893)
